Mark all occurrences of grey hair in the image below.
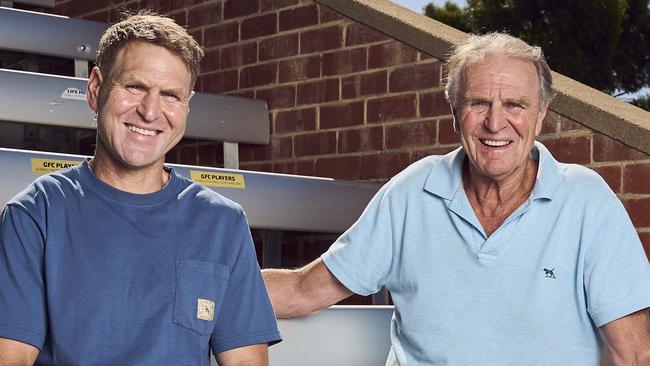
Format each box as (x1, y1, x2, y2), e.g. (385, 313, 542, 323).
(445, 32, 555, 111)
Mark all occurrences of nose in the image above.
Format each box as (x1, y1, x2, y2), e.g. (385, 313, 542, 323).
(484, 103, 507, 133)
(136, 91, 162, 122)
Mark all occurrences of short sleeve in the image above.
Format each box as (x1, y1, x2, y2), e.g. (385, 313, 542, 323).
(0, 205, 47, 349)
(210, 212, 281, 354)
(584, 198, 650, 327)
(322, 183, 394, 296)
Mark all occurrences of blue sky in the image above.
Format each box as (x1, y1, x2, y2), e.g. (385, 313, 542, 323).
(391, 0, 467, 13)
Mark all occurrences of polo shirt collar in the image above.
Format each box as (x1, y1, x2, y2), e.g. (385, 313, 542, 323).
(423, 141, 564, 201)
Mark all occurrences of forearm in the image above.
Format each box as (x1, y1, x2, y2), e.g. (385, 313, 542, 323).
(601, 309, 650, 366)
(262, 259, 353, 319)
(262, 267, 315, 318)
(0, 338, 38, 366)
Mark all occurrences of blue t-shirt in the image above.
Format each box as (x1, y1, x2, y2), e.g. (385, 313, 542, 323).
(0, 161, 281, 365)
(323, 142, 650, 365)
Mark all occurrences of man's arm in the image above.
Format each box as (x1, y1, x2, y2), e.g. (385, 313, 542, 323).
(0, 338, 39, 366)
(262, 258, 353, 319)
(600, 309, 650, 365)
(215, 344, 267, 366)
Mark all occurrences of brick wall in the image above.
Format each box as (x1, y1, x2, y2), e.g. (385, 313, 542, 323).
(43, 0, 650, 261)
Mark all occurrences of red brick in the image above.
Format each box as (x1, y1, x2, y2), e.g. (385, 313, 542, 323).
(83, 11, 109, 22)
(420, 52, 435, 61)
(361, 152, 411, 180)
(320, 102, 364, 129)
(279, 55, 321, 82)
(140, 0, 173, 13)
(202, 70, 238, 94)
(224, 0, 259, 20)
(204, 22, 239, 48)
(179, 145, 198, 164)
(623, 163, 650, 194)
(315, 156, 361, 179)
(227, 90, 255, 99)
(110, 3, 147, 23)
(221, 42, 257, 69)
(197, 144, 219, 166)
(167, 11, 187, 27)
(411, 146, 459, 162)
(342, 71, 387, 99)
(540, 110, 559, 135)
(368, 41, 418, 69)
(240, 62, 277, 88)
(279, 5, 318, 31)
(623, 198, 650, 228)
(319, 4, 344, 23)
(187, 2, 221, 28)
(190, 29, 203, 47)
(67, 0, 96, 17)
(271, 136, 293, 159)
(294, 131, 337, 157)
(637, 232, 650, 260)
(438, 117, 461, 145)
(386, 120, 436, 149)
(560, 117, 587, 132)
(241, 13, 277, 40)
(592, 165, 622, 193)
(542, 136, 591, 165)
(346, 23, 389, 46)
(259, 33, 299, 61)
(367, 94, 417, 123)
(261, 0, 297, 11)
(420, 91, 451, 118)
(244, 162, 273, 172)
(300, 26, 343, 54)
(201, 48, 220, 72)
(294, 160, 315, 176)
(322, 48, 367, 76)
(297, 79, 339, 105)
(256, 85, 295, 110)
(240, 144, 271, 162)
(593, 134, 649, 162)
(338, 127, 383, 153)
(389, 62, 441, 92)
(275, 108, 317, 134)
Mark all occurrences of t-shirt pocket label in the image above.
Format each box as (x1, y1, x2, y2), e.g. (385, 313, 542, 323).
(173, 259, 229, 335)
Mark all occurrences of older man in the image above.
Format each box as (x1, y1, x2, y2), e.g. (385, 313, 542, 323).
(0, 13, 280, 365)
(263, 33, 650, 365)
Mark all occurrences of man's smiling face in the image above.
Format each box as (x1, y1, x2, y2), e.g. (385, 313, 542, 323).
(458, 54, 549, 183)
(90, 41, 192, 172)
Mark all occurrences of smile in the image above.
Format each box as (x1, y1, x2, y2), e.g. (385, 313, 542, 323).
(126, 124, 159, 136)
(480, 139, 511, 147)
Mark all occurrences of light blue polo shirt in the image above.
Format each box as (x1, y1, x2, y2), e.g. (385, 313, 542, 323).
(322, 141, 650, 365)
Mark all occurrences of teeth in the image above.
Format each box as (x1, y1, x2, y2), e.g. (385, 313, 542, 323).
(481, 139, 510, 147)
(128, 124, 157, 136)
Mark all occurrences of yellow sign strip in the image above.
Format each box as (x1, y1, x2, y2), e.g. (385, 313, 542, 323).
(31, 158, 82, 175)
(190, 171, 246, 189)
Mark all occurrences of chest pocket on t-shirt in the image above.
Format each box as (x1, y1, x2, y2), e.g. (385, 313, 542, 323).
(173, 259, 230, 335)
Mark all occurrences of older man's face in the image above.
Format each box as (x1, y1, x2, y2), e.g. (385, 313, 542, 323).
(458, 55, 548, 182)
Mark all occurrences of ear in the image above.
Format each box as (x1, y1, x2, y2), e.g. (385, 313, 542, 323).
(534, 101, 550, 137)
(87, 67, 103, 113)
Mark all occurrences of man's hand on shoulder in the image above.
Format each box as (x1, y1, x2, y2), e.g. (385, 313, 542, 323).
(600, 309, 650, 365)
(215, 344, 268, 366)
(0, 338, 38, 366)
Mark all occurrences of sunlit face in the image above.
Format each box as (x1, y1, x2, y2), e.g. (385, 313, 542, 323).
(457, 55, 548, 183)
(87, 41, 192, 172)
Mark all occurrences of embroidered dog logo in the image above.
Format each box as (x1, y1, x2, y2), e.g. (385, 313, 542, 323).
(543, 268, 556, 279)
